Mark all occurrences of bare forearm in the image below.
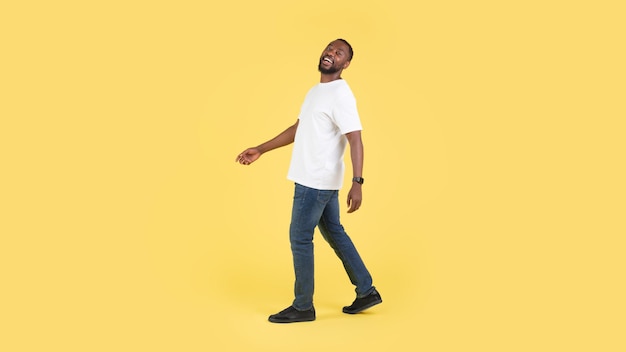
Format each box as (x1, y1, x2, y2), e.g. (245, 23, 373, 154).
(346, 131, 364, 177)
(345, 130, 364, 213)
(257, 120, 299, 154)
(350, 145, 363, 178)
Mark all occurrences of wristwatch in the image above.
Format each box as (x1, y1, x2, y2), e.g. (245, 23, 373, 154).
(352, 177, 364, 185)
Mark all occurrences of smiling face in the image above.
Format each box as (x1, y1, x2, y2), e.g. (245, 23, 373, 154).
(318, 40, 352, 75)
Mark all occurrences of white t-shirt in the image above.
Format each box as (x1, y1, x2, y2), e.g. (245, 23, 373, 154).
(287, 79, 362, 190)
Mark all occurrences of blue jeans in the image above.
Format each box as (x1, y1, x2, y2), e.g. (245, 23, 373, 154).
(289, 183, 374, 310)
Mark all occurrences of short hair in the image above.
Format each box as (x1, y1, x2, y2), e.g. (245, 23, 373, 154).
(336, 38, 354, 61)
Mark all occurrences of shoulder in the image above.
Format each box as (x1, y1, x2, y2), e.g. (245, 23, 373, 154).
(333, 80, 355, 99)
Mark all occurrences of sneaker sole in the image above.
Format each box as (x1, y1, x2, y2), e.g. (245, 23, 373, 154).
(268, 317, 316, 323)
(342, 298, 382, 314)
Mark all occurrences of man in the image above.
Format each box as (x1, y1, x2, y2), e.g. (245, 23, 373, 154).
(235, 39, 382, 323)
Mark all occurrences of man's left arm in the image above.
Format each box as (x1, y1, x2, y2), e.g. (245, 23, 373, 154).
(345, 130, 364, 213)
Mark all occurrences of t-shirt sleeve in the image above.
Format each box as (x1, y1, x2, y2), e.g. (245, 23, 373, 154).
(331, 92, 362, 134)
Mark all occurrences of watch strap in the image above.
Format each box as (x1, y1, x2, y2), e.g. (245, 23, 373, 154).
(352, 177, 364, 184)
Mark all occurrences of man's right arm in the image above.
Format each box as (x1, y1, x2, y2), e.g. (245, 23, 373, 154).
(235, 120, 299, 165)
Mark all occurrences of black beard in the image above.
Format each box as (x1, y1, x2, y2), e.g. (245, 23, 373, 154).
(318, 60, 340, 74)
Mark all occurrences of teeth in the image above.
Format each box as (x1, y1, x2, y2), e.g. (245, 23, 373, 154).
(324, 57, 333, 63)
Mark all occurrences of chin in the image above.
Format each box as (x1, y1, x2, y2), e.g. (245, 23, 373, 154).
(318, 65, 338, 74)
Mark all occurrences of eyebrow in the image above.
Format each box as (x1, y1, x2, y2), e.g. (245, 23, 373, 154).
(327, 45, 345, 53)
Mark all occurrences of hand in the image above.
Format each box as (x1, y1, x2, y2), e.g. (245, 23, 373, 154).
(346, 184, 362, 213)
(235, 148, 261, 165)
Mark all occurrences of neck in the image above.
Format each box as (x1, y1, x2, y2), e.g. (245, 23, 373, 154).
(320, 72, 343, 83)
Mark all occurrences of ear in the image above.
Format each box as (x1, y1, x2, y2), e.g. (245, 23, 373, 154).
(343, 60, 351, 70)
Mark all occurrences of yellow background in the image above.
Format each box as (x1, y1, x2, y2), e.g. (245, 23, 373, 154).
(1, 1, 624, 351)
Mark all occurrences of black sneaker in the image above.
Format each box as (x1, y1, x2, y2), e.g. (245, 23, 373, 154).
(268, 306, 316, 323)
(342, 289, 383, 314)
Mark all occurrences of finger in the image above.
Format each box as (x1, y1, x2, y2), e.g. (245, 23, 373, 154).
(349, 199, 361, 213)
(346, 198, 355, 213)
(237, 153, 250, 164)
